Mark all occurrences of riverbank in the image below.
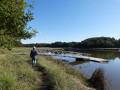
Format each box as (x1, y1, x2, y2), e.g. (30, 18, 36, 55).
(37, 55, 94, 90)
(64, 47, 120, 52)
(0, 47, 94, 90)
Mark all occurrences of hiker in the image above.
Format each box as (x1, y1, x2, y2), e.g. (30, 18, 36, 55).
(30, 46, 38, 66)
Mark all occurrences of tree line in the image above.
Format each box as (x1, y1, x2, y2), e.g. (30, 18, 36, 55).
(23, 37, 120, 48)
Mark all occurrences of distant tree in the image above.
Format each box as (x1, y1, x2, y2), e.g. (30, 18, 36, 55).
(0, 0, 37, 50)
(22, 37, 120, 49)
(62, 42, 69, 47)
(51, 42, 63, 47)
(68, 42, 78, 47)
(80, 37, 117, 48)
(117, 39, 120, 47)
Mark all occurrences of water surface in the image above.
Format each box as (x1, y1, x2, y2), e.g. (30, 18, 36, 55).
(53, 51, 120, 90)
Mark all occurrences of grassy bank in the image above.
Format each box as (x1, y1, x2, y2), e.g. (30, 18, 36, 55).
(0, 48, 40, 90)
(37, 56, 94, 90)
(0, 47, 94, 90)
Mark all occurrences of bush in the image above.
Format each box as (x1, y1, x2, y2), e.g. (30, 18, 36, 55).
(89, 68, 107, 90)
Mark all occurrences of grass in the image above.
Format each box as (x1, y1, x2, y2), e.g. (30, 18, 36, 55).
(0, 72, 14, 90)
(0, 47, 94, 90)
(0, 48, 40, 90)
(37, 56, 94, 90)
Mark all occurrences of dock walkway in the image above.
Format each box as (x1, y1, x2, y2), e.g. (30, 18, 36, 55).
(37, 49, 108, 62)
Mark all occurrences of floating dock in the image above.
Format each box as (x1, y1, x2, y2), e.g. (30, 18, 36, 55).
(38, 49, 108, 62)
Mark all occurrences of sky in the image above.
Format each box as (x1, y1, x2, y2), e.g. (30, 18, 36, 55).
(22, 0, 120, 44)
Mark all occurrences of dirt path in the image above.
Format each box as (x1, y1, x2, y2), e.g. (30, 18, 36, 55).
(26, 60, 49, 90)
(33, 66, 49, 90)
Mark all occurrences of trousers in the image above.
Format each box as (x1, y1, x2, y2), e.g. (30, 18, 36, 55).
(32, 56, 36, 65)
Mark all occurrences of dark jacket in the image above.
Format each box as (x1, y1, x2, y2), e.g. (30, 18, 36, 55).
(30, 49, 38, 58)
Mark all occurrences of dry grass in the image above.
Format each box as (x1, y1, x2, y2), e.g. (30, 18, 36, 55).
(0, 48, 40, 90)
(89, 68, 107, 90)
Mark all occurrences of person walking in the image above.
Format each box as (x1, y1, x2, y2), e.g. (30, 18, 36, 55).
(30, 46, 38, 67)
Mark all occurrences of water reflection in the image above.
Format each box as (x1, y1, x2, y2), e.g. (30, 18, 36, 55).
(69, 61, 90, 65)
(79, 50, 120, 60)
(69, 60, 109, 66)
(52, 50, 120, 90)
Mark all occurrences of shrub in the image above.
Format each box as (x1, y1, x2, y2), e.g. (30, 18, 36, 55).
(89, 68, 107, 90)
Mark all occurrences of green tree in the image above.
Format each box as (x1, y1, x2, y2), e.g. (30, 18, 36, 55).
(79, 37, 117, 48)
(0, 0, 37, 50)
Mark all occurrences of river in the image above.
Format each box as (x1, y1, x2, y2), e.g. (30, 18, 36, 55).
(52, 50, 120, 90)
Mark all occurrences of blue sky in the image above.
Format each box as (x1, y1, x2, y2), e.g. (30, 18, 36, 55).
(22, 0, 120, 44)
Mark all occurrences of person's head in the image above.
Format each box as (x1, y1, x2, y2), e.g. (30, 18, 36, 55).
(33, 46, 36, 50)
